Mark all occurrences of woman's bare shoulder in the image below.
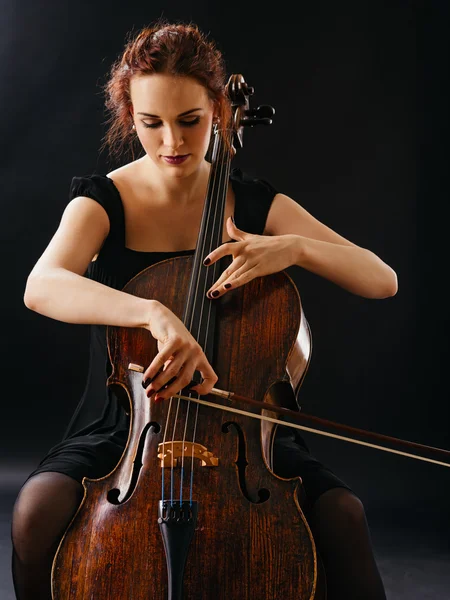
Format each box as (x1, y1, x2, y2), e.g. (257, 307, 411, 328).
(106, 159, 143, 187)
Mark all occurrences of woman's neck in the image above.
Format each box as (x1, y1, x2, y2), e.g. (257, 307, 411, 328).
(138, 155, 211, 209)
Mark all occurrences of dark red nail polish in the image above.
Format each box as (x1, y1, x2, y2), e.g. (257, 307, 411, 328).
(224, 283, 232, 289)
(203, 257, 211, 265)
(212, 290, 220, 297)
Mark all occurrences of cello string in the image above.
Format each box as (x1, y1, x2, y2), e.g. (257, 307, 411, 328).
(186, 129, 233, 503)
(182, 128, 220, 505)
(189, 403, 200, 506)
(179, 388, 193, 505)
(185, 127, 227, 503)
(170, 183, 215, 506)
(173, 125, 225, 506)
(180, 127, 231, 505)
(160, 396, 175, 505)
(169, 390, 183, 505)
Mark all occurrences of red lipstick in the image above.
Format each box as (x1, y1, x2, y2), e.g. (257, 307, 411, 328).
(162, 154, 189, 165)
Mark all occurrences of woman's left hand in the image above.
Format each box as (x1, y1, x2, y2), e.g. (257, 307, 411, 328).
(203, 217, 299, 298)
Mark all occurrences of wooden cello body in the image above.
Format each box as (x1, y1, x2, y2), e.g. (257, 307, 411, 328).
(51, 75, 325, 599)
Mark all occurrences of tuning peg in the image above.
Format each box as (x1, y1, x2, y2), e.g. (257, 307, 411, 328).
(244, 104, 275, 119)
(240, 104, 275, 127)
(257, 104, 275, 118)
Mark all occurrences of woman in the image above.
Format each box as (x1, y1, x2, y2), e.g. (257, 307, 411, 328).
(11, 20, 397, 600)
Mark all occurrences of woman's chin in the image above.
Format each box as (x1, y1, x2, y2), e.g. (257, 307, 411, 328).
(159, 157, 203, 178)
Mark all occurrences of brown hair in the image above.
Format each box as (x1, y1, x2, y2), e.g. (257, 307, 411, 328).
(100, 20, 232, 163)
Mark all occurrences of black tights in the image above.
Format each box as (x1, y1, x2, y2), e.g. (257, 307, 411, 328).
(11, 472, 386, 600)
(308, 487, 386, 599)
(11, 473, 83, 600)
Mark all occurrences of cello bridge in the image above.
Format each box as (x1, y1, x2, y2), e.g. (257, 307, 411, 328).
(157, 442, 219, 468)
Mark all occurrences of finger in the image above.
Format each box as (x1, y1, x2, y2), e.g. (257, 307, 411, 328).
(190, 374, 218, 396)
(143, 355, 175, 388)
(207, 256, 246, 298)
(155, 359, 198, 400)
(188, 359, 218, 395)
(142, 345, 182, 385)
(145, 352, 189, 396)
(203, 241, 236, 267)
(207, 258, 251, 298)
(142, 364, 164, 390)
(209, 264, 259, 299)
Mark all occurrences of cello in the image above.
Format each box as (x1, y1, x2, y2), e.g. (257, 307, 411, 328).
(51, 74, 326, 599)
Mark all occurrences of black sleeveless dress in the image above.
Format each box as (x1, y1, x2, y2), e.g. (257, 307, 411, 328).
(25, 167, 351, 511)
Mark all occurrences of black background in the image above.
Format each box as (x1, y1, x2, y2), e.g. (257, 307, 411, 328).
(1, 1, 448, 524)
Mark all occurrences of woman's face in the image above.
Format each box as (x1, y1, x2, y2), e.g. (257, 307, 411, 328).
(129, 73, 215, 178)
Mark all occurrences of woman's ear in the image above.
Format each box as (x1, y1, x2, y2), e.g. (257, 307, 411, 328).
(211, 99, 220, 124)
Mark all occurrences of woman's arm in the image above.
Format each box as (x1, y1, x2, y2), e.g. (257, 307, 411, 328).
(291, 235, 397, 299)
(264, 193, 398, 299)
(24, 196, 156, 328)
(25, 195, 218, 397)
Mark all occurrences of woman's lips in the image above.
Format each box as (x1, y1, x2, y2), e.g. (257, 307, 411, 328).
(162, 154, 190, 165)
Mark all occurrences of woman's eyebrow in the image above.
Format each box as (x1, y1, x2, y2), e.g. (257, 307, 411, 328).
(137, 108, 203, 118)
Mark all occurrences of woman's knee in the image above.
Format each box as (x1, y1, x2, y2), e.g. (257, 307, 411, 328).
(11, 471, 83, 564)
(312, 486, 368, 530)
(329, 487, 366, 524)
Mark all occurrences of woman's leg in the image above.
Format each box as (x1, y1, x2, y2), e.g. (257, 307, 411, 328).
(308, 487, 386, 600)
(11, 471, 84, 600)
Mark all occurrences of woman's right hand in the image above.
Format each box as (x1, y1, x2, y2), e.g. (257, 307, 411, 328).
(142, 300, 218, 401)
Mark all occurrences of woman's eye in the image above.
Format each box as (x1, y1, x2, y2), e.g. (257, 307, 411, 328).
(142, 117, 201, 129)
(180, 117, 200, 127)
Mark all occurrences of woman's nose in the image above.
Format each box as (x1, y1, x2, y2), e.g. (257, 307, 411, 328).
(163, 126, 183, 151)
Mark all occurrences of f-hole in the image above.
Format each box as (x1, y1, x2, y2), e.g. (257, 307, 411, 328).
(107, 421, 161, 504)
(223, 421, 270, 504)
